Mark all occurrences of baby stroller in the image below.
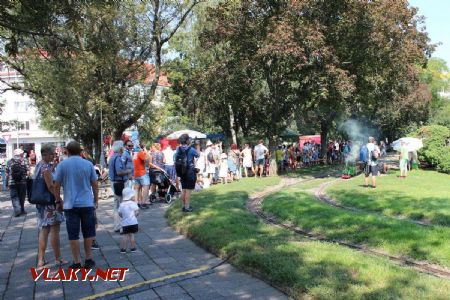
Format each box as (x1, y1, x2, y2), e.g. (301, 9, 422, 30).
(149, 169, 177, 204)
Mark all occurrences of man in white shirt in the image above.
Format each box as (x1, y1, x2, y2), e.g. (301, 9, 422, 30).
(254, 140, 268, 178)
(364, 137, 380, 188)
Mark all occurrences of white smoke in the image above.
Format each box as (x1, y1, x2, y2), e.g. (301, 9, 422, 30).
(339, 119, 377, 164)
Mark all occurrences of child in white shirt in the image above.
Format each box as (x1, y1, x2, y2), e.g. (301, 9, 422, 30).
(219, 153, 228, 184)
(118, 187, 139, 253)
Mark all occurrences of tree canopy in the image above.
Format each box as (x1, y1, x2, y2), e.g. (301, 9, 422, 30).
(0, 0, 201, 160)
(164, 0, 433, 149)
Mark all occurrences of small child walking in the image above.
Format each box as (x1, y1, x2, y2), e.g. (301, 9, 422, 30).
(118, 188, 139, 253)
(219, 153, 228, 184)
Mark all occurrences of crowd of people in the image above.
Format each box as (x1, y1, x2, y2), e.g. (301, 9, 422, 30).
(0, 132, 423, 271)
(0, 135, 279, 269)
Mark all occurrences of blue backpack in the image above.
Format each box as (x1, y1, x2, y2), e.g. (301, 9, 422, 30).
(360, 145, 368, 162)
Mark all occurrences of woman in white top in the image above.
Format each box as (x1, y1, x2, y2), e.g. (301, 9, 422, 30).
(241, 143, 254, 177)
(195, 144, 206, 176)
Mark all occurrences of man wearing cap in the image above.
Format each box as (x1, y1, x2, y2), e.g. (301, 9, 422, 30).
(6, 148, 30, 217)
(54, 141, 99, 269)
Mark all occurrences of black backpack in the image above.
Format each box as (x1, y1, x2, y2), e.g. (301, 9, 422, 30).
(370, 148, 379, 162)
(175, 147, 191, 177)
(11, 160, 26, 182)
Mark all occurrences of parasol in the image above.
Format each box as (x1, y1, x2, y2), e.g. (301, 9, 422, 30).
(167, 130, 207, 140)
(392, 137, 423, 152)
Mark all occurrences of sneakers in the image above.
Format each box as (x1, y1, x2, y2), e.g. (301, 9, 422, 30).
(182, 206, 193, 213)
(130, 248, 137, 253)
(120, 248, 126, 253)
(68, 262, 82, 269)
(83, 258, 96, 269)
(91, 240, 100, 250)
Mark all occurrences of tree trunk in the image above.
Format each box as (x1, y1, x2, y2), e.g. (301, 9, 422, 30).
(320, 121, 329, 159)
(93, 135, 102, 164)
(113, 129, 123, 141)
(228, 104, 237, 145)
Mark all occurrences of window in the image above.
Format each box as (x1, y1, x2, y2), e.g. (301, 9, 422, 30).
(14, 101, 31, 112)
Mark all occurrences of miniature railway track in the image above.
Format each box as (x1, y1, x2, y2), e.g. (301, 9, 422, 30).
(247, 177, 450, 280)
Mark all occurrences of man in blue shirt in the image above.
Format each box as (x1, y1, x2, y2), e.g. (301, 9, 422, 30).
(122, 140, 134, 182)
(54, 141, 99, 269)
(109, 141, 131, 232)
(175, 134, 199, 212)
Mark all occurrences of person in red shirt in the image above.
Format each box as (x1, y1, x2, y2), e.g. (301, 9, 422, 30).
(133, 146, 150, 209)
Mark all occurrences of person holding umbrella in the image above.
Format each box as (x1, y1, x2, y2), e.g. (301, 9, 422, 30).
(399, 141, 409, 178)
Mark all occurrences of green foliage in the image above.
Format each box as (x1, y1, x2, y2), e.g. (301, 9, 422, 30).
(413, 125, 450, 173)
(432, 101, 450, 128)
(1, 0, 201, 160)
(166, 0, 433, 148)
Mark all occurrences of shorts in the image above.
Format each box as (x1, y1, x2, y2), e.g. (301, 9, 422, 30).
(134, 174, 150, 186)
(121, 224, 138, 235)
(180, 169, 196, 190)
(400, 159, 408, 171)
(256, 159, 265, 166)
(64, 207, 96, 240)
(364, 164, 378, 177)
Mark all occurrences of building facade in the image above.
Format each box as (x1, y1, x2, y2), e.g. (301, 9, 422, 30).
(1, 63, 170, 161)
(0, 65, 67, 160)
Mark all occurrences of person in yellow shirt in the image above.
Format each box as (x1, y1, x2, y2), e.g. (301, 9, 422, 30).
(276, 145, 284, 172)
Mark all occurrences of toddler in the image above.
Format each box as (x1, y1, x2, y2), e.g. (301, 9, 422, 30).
(118, 187, 139, 253)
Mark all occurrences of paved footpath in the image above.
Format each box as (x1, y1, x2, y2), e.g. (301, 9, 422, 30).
(0, 190, 289, 300)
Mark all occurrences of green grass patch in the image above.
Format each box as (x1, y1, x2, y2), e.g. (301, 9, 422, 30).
(327, 170, 450, 225)
(263, 187, 450, 268)
(284, 164, 341, 178)
(167, 178, 450, 299)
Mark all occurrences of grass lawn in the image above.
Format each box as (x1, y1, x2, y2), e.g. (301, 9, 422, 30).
(284, 164, 342, 178)
(326, 170, 450, 225)
(167, 177, 450, 299)
(263, 185, 450, 268)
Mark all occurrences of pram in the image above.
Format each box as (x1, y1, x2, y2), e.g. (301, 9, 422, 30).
(149, 169, 177, 204)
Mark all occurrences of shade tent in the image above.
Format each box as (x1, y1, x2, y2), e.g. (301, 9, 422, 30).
(166, 130, 207, 140)
(392, 137, 423, 152)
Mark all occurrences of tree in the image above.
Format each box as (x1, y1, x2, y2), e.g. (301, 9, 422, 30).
(0, 0, 201, 161)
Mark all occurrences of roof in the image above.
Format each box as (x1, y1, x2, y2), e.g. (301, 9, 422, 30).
(0, 62, 170, 87)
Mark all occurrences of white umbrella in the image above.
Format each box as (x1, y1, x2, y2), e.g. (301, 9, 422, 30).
(167, 130, 206, 139)
(392, 137, 423, 152)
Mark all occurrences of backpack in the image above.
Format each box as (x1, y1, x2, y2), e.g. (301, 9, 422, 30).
(175, 147, 191, 177)
(207, 151, 215, 163)
(11, 160, 26, 182)
(371, 148, 380, 161)
(360, 146, 368, 162)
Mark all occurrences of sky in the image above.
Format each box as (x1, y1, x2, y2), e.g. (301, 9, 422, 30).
(409, 0, 450, 67)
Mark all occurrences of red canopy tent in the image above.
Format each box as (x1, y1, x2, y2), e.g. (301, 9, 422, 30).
(299, 135, 321, 150)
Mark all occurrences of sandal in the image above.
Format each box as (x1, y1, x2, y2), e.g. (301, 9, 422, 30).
(36, 260, 48, 271)
(55, 259, 69, 267)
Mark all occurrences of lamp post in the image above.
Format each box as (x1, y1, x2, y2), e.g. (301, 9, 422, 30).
(16, 117, 19, 150)
(99, 107, 105, 167)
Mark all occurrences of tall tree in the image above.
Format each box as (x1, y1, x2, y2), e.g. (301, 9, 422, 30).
(0, 0, 201, 160)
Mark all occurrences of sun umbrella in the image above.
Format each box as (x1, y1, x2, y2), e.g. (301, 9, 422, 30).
(392, 137, 423, 151)
(167, 130, 206, 139)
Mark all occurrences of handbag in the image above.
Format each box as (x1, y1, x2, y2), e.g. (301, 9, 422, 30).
(29, 162, 55, 205)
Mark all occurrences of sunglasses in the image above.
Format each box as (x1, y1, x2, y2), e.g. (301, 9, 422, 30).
(127, 144, 134, 148)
